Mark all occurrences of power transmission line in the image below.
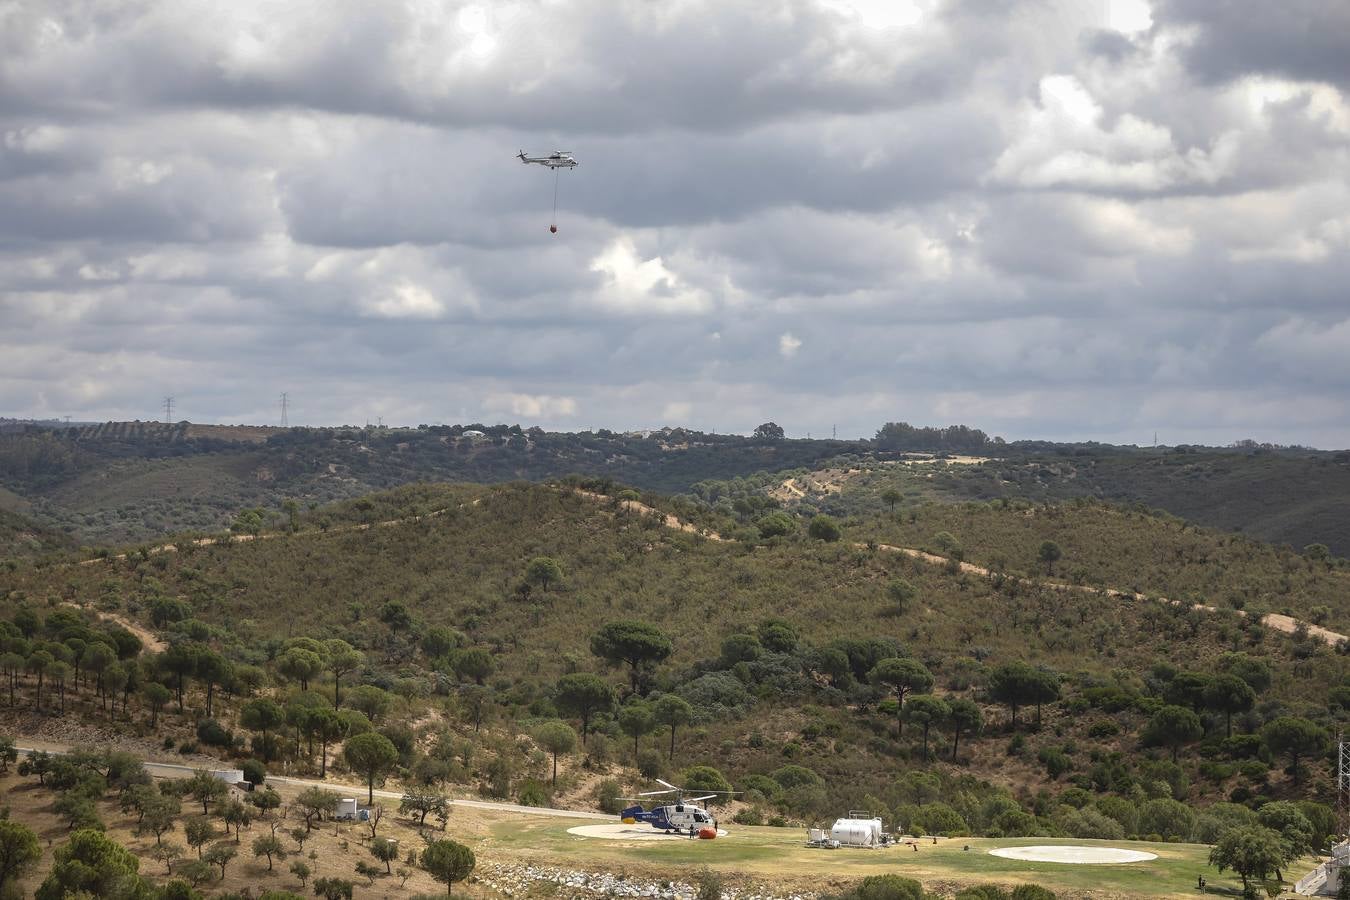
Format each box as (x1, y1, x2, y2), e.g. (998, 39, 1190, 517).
(280, 392, 289, 427)
(162, 396, 174, 424)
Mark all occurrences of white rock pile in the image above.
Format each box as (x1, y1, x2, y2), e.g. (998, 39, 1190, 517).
(478, 863, 816, 900)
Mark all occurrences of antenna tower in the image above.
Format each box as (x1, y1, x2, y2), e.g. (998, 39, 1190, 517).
(1339, 732, 1350, 840)
(162, 396, 174, 424)
(279, 392, 289, 427)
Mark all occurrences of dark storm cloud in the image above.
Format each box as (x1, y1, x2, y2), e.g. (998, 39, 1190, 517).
(1156, 0, 1350, 89)
(2, 0, 1350, 446)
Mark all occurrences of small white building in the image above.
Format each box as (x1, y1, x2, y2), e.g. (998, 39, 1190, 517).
(830, 812, 886, 848)
(1295, 841, 1350, 895)
(336, 798, 359, 820)
(209, 769, 245, 785)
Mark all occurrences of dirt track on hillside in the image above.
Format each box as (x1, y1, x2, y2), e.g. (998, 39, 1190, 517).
(61, 487, 1345, 654)
(869, 544, 1347, 646)
(569, 490, 1347, 648)
(60, 601, 167, 652)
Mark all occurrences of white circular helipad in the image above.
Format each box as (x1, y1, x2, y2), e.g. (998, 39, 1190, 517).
(567, 824, 729, 841)
(989, 846, 1157, 864)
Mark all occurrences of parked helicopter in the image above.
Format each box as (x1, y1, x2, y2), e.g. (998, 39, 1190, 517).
(617, 779, 737, 836)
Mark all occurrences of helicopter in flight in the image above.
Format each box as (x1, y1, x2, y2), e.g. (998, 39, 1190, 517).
(617, 779, 737, 836)
(517, 150, 578, 169)
(517, 150, 578, 233)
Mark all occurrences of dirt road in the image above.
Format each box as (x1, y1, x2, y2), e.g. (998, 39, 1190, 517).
(570, 490, 1348, 648)
(13, 742, 610, 821)
(870, 543, 1348, 646)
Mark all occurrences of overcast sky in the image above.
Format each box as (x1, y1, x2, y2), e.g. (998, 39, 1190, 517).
(2, 1, 1348, 446)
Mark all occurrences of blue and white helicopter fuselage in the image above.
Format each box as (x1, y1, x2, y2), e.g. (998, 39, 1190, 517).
(620, 802, 716, 833)
(616, 779, 733, 835)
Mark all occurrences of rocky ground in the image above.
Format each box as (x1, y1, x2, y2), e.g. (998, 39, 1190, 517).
(478, 863, 817, 900)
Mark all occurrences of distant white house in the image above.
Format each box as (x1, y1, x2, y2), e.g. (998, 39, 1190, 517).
(461, 430, 486, 439)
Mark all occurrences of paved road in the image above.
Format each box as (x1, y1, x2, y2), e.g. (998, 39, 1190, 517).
(14, 745, 610, 821)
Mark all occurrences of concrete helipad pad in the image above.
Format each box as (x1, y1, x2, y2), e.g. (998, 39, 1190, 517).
(989, 846, 1157, 864)
(567, 823, 729, 841)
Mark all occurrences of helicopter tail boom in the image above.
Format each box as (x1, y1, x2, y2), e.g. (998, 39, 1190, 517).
(620, 805, 656, 823)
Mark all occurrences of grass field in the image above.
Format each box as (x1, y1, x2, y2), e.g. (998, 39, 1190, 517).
(486, 819, 1308, 899)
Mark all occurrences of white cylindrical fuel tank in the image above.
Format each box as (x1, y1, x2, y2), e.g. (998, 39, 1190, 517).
(830, 817, 883, 847)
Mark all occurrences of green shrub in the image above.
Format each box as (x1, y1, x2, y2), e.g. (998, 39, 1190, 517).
(739, 774, 782, 801)
(516, 780, 549, 808)
(770, 765, 823, 790)
(1198, 761, 1237, 783)
(956, 888, 1009, 900)
(195, 719, 233, 748)
(592, 779, 624, 815)
(1221, 734, 1262, 759)
(1086, 720, 1120, 739)
(1137, 798, 1195, 841)
(695, 868, 725, 900)
(1037, 748, 1071, 779)
(637, 749, 663, 779)
(732, 807, 764, 826)
(240, 759, 267, 786)
(853, 874, 924, 900)
(916, 803, 968, 836)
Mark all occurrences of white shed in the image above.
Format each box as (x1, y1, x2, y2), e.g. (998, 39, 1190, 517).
(830, 813, 885, 848)
(336, 798, 358, 820)
(209, 769, 245, 785)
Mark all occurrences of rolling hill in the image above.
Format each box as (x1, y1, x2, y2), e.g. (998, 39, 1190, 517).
(2, 480, 1345, 843)
(0, 423, 851, 547)
(706, 449, 1350, 556)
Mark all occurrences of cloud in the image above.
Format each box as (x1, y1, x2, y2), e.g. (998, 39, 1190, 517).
(2, 0, 1349, 447)
(662, 401, 693, 421)
(365, 281, 444, 319)
(588, 236, 712, 315)
(989, 74, 1239, 192)
(483, 392, 579, 419)
(1155, 0, 1350, 89)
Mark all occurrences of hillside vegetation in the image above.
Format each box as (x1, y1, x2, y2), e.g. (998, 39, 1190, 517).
(0, 507, 74, 558)
(859, 499, 1350, 634)
(5, 421, 1350, 559)
(0, 424, 850, 546)
(0, 478, 1345, 872)
(757, 449, 1350, 556)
